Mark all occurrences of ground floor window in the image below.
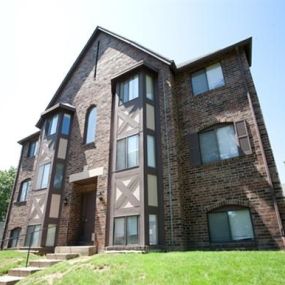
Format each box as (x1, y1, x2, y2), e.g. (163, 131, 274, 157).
(208, 208, 254, 242)
(149, 214, 158, 245)
(8, 228, 21, 248)
(24, 225, 41, 247)
(114, 216, 139, 245)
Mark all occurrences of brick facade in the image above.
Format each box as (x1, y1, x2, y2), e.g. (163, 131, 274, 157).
(2, 27, 284, 251)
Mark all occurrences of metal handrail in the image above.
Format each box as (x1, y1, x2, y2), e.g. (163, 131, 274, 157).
(0, 225, 56, 267)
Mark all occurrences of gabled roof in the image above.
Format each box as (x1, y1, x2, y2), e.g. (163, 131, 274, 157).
(46, 26, 174, 110)
(44, 26, 252, 114)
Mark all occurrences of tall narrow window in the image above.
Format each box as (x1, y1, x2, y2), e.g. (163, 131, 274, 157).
(27, 141, 37, 158)
(36, 163, 51, 189)
(61, 113, 71, 135)
(116, 135, 139, 170)
(8, 228, 21, 248)
(85, 106, 97, 144)
(147, 135, 156, 168)
(149, 215, 158, 245)
(46, 114, 59, 136)
(18, 180, 31, 202)
(119, 75, 139, 104)
(53, 163, 64, 190)
(146, 75, 154, 100)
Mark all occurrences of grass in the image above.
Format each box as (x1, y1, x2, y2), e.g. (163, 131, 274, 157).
(0, 250, 37, 275)
(14, 251, 285, 285)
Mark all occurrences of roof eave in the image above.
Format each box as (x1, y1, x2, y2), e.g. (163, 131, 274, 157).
(18, 131, 41, 145)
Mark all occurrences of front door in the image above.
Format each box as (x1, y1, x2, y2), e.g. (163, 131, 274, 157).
(79, 191, 96, 244)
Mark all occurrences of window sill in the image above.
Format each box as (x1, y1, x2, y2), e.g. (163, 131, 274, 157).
(193, 84, 226, 97)
(14, 201, 27, 206)
(115, 165, 139, 173)
(33, 187, 48, 192)
(82, 141, 96, 149)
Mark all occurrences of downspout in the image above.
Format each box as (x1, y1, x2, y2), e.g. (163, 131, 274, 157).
(161, 72, 174, 246)
(1, 147, 23, 249)
(236, 47, 285, 246)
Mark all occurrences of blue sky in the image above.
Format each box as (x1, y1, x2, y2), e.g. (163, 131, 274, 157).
(0, 0, 284, 182)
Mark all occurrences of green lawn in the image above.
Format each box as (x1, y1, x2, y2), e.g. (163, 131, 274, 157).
(0, 250, 37, 275)
(14, 251, 285, 285)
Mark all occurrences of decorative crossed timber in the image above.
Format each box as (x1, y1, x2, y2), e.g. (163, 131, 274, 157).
(29, 195, 46, 222)
(115, 175, 140, 209)
(117, 108, 140, 137)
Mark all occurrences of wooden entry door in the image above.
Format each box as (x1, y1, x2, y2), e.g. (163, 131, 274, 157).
(79, 191, 96, 244)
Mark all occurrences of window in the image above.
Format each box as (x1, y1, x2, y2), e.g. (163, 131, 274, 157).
(8, 228, 21, 248)
(18, 180, 31, 202)
(149, 214, 158, 245)
(199, 125, 239, 164)
(53, 163, 64, 190)
(146, 75, 154, 100)
(27, 141, 37, 157)
(46, 114, 59, 136)
(119, 75, 139, 104)
(24, 225, 41, 247)
(116, 135, 139, 170)
(208, 208, 254, 242)
(61, 113, 71, 135)
(36, 163, 51, 189)
(114, 216, 139, 245)
(147, 135, 156, 168)
(192, 63, 225, 95)
(85, 106, 97, 144)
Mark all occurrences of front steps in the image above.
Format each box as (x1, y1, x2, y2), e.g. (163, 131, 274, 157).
(0, 246, 95, 284)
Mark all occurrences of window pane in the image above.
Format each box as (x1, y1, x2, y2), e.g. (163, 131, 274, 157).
(206, 63, 225, 90)
(9, 228, 20, 248)
(37, 163, 50, 189)
(200, 131, 219, 163)
(228, 210, 254, 241)
(25, 225, 41, 247)
(48, 115, 58, 135)
(61, 113, 71, 135)
(208, 212, 231, 242)
(53, 163, 64, 190)
(149, 214, 158, 245)
(147, 135, 156, 168)
(114, 218, 125, 245)
(116, 139, 126, 170)
(19, 180, 30, 202)
(127, 135, 139, 168)
(146, 75, 154, 100)
(32, 225, 41, 247)
(36, 165, 44, 189)
(217, 125, 239, 160)
(28, 142, 36, 157)
(192, 70, 208, 95)
(127, 216, 138, 244)
(86, 107, 97, 144)
(129, 75, 139, 101)
(46, 224, 56, 246)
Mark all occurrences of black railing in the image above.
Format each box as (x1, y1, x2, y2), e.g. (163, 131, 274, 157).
(0, 225, 56, 267)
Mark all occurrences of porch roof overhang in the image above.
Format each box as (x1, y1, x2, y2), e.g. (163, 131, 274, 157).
(69, 167, 104, 183)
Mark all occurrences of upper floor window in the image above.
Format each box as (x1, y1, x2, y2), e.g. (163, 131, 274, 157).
(208, 208, 254, 242)
(36, 163, 51, 189)
(27, 141, 37, 158)
(199, 124, 239, 164)
(119, 75, 139, 104)
(8, 228, 21, 248)
(85, 106, 97, 144)
(46, 114, 59, 136)
(116, 135, 139, 170)
(18, 179, 31, 202)
(192, 63, 225, 95)
(146, 75, 154, 100)
(61, 113, 71, 135)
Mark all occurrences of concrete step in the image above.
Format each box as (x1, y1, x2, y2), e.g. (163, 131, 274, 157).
(8, 267, 41, 277)
(0, 275, 23, 285)
(29, 260, 60, 268)
(46, 253, 79, 260)
(55, 246, 96, 256)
